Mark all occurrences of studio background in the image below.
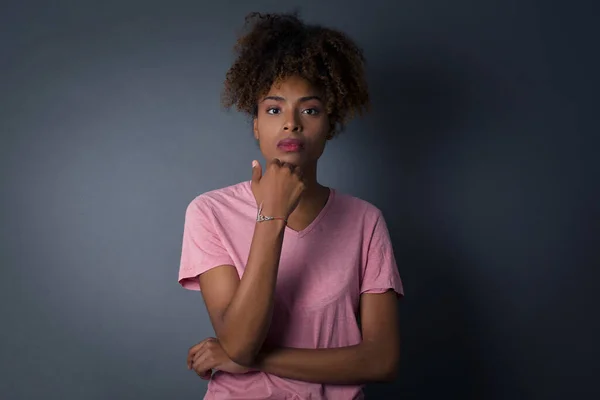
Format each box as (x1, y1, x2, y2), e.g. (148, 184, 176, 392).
(1, 1, 597, 399)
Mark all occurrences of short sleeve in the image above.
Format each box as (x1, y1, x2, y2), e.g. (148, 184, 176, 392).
(178, 198, 235, 291)
(360, 211, 404, 297)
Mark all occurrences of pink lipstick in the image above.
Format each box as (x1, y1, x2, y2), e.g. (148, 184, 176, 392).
(277, 138, 304, 152)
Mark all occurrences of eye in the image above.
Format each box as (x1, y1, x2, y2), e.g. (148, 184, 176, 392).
(266, 107, 281, 115)
(302, 108, 320, 115)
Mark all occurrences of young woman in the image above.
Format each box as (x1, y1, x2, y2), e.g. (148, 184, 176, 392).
(178, 12, 404, 400)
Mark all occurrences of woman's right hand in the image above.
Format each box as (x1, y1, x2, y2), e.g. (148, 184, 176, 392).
(250, 159, 305, 219)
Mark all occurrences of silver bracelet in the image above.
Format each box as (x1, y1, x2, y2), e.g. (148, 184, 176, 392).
(256, 202, 288, 223)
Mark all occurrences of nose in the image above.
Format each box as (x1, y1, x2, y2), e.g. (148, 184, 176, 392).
(283, 109, 302, 132)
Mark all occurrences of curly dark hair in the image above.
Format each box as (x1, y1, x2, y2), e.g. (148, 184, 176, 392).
(221, 12, 370, 137)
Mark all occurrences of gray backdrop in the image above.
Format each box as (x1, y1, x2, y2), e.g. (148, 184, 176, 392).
(1, 0, 597, 399)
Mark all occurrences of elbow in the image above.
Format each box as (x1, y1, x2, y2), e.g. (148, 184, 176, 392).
(370, 350, 399, 383)
(218, 338, 258, 367)
(214, 322, 259, 367)
(228, 351, 256, 368)
(378, 362, 398, 382)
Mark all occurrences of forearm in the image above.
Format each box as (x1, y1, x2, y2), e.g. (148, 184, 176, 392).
(219, 220, 286, 364)
(252, 343, 396, 385)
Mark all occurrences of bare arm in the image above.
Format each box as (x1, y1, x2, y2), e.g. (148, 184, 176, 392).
(199, 218, 286, 366)
(198, 160, 304, 367)
(251, 290, 401, 384)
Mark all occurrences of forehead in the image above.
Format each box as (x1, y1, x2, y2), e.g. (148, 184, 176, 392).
(266, 75, 321, 97)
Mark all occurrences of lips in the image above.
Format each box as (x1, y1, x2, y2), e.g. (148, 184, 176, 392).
(277, 138, 304, 152)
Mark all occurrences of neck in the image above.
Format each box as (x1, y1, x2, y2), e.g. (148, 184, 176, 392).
(291, 163, 329, 215)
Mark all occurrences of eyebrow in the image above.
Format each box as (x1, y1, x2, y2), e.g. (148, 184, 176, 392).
(261, 95, 323, 103)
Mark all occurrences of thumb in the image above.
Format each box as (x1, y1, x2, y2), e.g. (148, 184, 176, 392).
(251, 160, 262, 184)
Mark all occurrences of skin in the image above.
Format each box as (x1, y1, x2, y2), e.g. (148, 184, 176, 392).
(253, 74, 333, 232)
(187, 75, 401, 384)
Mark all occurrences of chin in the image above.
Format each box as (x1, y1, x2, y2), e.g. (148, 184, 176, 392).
(274, 152, 307, 166)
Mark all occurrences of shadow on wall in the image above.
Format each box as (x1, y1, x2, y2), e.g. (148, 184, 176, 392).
(357, 45, 515, 399)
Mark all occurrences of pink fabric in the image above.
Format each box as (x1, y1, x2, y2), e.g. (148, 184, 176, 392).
(179, 181, 404, 400)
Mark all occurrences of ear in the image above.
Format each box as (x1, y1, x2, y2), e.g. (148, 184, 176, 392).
(253, 118, 259, 140)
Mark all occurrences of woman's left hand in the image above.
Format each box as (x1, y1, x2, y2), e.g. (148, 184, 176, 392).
(187, 337, 252, 379)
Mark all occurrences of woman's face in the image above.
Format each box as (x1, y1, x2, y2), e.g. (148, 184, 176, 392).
(253, 75, 330, 170)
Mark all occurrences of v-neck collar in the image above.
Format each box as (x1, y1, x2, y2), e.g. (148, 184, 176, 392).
(243, 180, 335, 238)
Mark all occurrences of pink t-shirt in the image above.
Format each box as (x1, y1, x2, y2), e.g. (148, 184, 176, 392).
(178, 180, 404, 400)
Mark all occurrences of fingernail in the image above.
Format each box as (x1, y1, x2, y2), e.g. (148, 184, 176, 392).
(252, 160, 258, 168)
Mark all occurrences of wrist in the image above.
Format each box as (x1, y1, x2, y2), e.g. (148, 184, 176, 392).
(257, 203, 289, 226)
(258, 205, 288, 220)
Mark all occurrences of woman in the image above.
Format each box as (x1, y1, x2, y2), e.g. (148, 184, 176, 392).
(178, 12, 404, 400)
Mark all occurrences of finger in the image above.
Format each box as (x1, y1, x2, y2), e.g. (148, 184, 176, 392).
(187, 338, 212, 369)
(199, 370, 212, 380)
(192, 351, 215, 378)
(281, 162, 296, 173)
(193, 338, 219, 365)
(187, 342, 205, 369)
(193, 346, 207, 363)
(193, 359, 212, 380)
(251, 160, 262, 184)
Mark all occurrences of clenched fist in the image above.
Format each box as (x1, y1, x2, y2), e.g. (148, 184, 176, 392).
(250, 159, 306, 219)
